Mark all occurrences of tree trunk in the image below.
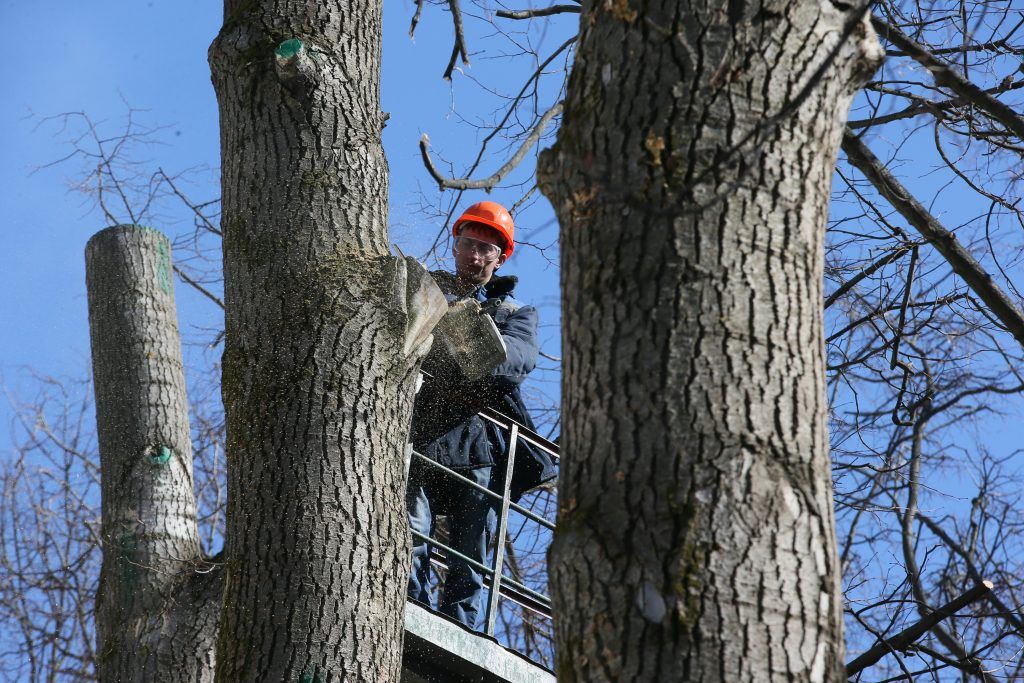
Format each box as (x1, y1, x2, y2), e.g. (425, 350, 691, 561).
(539, 2, 882, 680)
(208, 2, 445, 680)
(87, 225, 221, 682)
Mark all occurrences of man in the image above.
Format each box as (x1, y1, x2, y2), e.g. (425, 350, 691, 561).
(407, 201, 556, 630)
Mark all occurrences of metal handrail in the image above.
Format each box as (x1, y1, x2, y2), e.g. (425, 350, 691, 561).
(424, 548, 553, 617)
(411, 452, 556, 531)
(409, 528, 549, 606)
(408, 408, 559, 638)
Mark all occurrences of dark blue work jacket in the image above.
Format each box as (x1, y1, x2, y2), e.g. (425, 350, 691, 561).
(410, 272, 557, 501)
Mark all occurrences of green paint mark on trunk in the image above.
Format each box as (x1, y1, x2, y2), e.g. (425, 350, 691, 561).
(276, 38, 303, 60)
(151, 445, 172, 465)
(156, 240, 171, 295)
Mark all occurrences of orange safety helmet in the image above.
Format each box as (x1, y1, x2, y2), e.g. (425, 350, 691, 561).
(452, 201, 515, 258)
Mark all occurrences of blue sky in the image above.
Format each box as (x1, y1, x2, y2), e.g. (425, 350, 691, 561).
(3, 0, 1021, 487)
(0, 0, 568, 442)
(3, 1, 1022, 497)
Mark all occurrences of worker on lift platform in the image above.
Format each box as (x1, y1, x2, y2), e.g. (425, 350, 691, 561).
(407, 201, 556, 631)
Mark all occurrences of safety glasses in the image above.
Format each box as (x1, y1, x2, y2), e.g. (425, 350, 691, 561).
(454, 235, 502, 261)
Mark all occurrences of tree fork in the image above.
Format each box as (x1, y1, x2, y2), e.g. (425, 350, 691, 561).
(87, 225, 220, 682)
(540, 2, 882, 680)
(209, 2, 445, 680)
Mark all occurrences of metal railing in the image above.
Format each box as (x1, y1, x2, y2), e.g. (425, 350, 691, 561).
(408, 406, 559, 637)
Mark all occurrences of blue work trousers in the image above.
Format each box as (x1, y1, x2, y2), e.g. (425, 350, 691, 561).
(407, 465, 498, 630)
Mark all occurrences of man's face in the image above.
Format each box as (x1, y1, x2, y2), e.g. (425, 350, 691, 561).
(453, 223, 507, 285)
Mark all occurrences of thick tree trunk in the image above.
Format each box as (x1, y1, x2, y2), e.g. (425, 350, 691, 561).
(540, 2, 881, 680)
(87, 225, 220, 682)
(208, 2, 445, 680)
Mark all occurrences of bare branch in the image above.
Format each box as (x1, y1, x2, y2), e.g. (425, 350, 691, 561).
(918, 513, 1024, 633)
(873, 16, 1024, 141)
(846, 580, 994, 676)
(890, 246, 919, 370)
(443, 0, 470, 80)
(842, 131, 1024, 350)
(496, 5, 580, 20)
(420, 102, 562, 191)
(409, 0, 425, 38)
(847, 76, 1024, 129)
(825, 243, 913, 309)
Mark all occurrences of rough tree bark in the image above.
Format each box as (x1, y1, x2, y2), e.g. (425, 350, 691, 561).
(87, 225, 221, 682)
(208, 2, 445, 680)
(539, 1, 882, 680)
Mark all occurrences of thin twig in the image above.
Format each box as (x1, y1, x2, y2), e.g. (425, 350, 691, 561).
(172, 265, 224, 310)
(157, 169, 222, 236)
(509, 185, 538, 215)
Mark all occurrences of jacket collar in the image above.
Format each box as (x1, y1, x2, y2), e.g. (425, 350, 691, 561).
(483, 275, 518, 299)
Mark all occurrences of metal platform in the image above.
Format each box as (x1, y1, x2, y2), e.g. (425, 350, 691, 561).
(402, 601, 555, 683)
(402, 406, 558, 682)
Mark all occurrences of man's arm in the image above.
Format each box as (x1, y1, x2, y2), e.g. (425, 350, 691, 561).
(411, 302, 537, 446)
(487, 304, 539, 391)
